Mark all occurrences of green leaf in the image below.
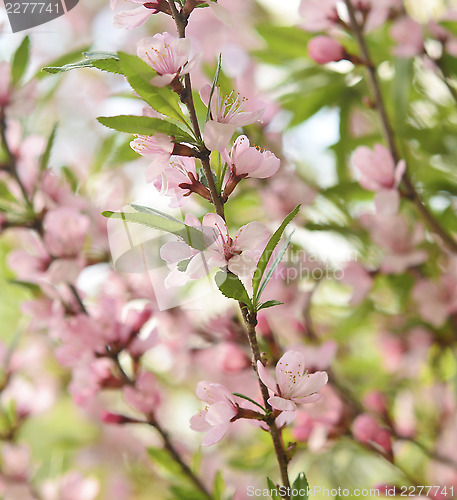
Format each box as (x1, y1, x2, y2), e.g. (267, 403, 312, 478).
(102, 206, 207, 251)
(42, 51, 121, 75)
(212, 470, 225, 500)
(256, 300, 283, 311)
(37, 45, 91, 79)
(11, 36, 30, 86)
(147, 447, 183, 477)
(206, 53, 222, 122)
(255, 230, 294, 306)
(215, 271, 253, 309)
(168, 485, 207, 500)
(118, 52, 190, 128)
(97, 115, 195, 143)
(291, 472, 309, 500)
(232, 393, 266, 413)
(40, 124, 57, 171)
(266, 477, 280, 499)
(252, 206, 300, 301)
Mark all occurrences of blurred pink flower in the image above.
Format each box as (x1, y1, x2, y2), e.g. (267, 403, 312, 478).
(308, 36, 346, 64)
(113, 1, 170, 30)
(299, 0, 339, 32)
(257, 351, 328, 412)
(353, 144, 406, 215)
(124, 372, 161, 414)
(1, 444, 32, 482)
(190, 382, 238, 446)
(391, 17, 424, 57)
(137, 32, 199, 87)
(130, 133, 174, 181)
(413, 276, 457, 327)
(43, 207, 90, 258)
(200, 84, 264, 151)
(160, 213, 270, 287)
(339, 261, 374, 305)
(352, 414, 393, 458)
(41, 471, 99, 500)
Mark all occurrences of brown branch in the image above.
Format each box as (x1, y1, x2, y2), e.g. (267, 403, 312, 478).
(148, 415, 213, 500)
(343, 0, 457, 254)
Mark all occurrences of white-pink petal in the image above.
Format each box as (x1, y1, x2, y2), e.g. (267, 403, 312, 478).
(268, 396, 297, 411)
(257, 360, 278, 393)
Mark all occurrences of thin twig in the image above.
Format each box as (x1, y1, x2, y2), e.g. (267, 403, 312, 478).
(343, 0, 457, 254)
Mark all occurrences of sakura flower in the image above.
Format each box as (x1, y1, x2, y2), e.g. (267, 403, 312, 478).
(391, 17, 424, 57)
(137, 32, 198, 87)
(40, 471, 99, 500)
(200, 84, 264, 152)
(130, 133, 174, 182)
(299, 0, 339, 33)
(308, 36, 346, 64)
(257, 351, 328, 413)
(190, 382, 238, 446)
(113, 1, 171, 30)
(352, 414, 393, 459)
(352, 144, 406, 215)
(222, 135, 280, 197)
(160, 213, 270, 287)
(124, 371, 161, 414)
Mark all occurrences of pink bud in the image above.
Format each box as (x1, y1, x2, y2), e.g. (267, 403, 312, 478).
(363, 391, 388, 415)
(308, 36, 346, 64)
(101, 411, 140, 424)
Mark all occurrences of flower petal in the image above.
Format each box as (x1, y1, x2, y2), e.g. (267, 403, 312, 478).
(202, 423, 230, 446)
(268, 396, 297, 411)
(203, 121, 236, 152)
(256, 361, 278, 393)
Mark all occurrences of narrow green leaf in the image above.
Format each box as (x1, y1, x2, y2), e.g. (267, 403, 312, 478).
(252, 205, 300, 300)
(40, 124, 57, 171)
(215, 271, 253, 309)
(232, 393, 266, 413)
(256, 300, 283, 311)
(147, 447, 182, 476)
(255, 230, 294, 305)
(118, 52, 190, 128)
(206, 53, 222, 122)
(42, 51, 121, 75)
(11, 36, 30, 86)
(212, 470, 225, 500)
(43, 59, 94, 73)
(97, 115, 195, 143)
(37, 45, 91, 79)
(168, 485, 207, 500)
(266, 477, 280, 499)
(102, 208, 207, 251)
(291, 472, 309, 500)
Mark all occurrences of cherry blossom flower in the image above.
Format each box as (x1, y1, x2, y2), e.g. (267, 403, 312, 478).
(299, 0, 339, 33)
(352, 414, 393, 459)
(130, 133, 174, 182)
(124, 372, 161, 414)
(113, 1, 171, 30)
(160, 213, 270, 287)
(40, 471, 99, 500)
(256, 351, 328, 412)
(137, 32, 198, 87)
(308, 36, 346, 64)
(391, 17, 424, 57)
(200, 84, 264, 152)
(339, 261, 374, 305)
(353, 144, 406, 215)
(190, 382, 238, 446)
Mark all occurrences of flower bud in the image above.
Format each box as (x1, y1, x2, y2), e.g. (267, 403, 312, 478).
(308, 36, 346, 64)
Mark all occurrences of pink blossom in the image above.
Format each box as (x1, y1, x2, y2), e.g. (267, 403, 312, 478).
(352, 144, 406, 215)
(130, 133, 174, 181)
(1, 444, 31, 482)
(339, 261, 374, 305)
(299, 0, 339, 32)
(124, 372, 160, 414)
(190, 382, 238, 446)
(1, 376, 55, 418)
(308, 36, 346, 64)
(391, 17, 424, 57)
(200, 84, 264, 152)
(113, 1, 170, 30)
(0, 63, 36, 117)
(160, 213, 270, 287)
(352, 414, 392, 458)
(41, 471, 99, 500)
(43, 207, 90, 258)
(413, 276, 457, 327)
(257, 351, 328, 412)
(137, 32, 198, 87)
(222, 135, 280, 180)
